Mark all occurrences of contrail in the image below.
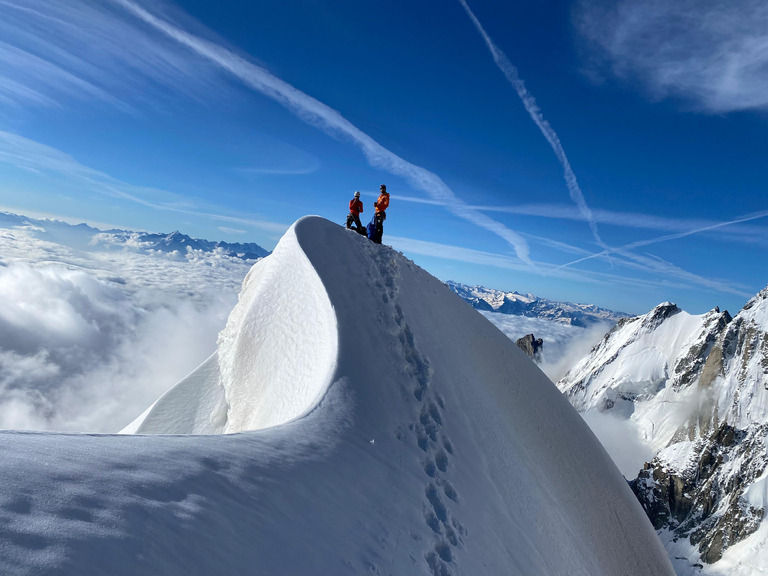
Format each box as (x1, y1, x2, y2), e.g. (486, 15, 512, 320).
(557, 208, 768, 270)
(458, 0, 605, 249)
(112, 0, 534, 266)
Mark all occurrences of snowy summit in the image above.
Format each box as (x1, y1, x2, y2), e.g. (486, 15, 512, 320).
(0, 217, 672, 575)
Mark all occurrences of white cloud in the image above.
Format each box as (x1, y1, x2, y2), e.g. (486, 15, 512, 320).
(393, 195, 768, 246)
(0, 0, 229, 111)
(388, 234, 710, 295)
(218, 226, 247, 235)
(480, 311, 612, 383)
(580, 409, 657, 478)
(574, 0, 768, 113)
(0, 130, 291, 235)
(0, 224, 252, 432)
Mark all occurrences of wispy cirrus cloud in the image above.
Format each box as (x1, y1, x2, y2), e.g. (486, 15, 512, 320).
(559, 208, 768, 276)
(387, 234, 702, 295)
(0, 130, 290, 235)
(111, 0, 535, 266)
(573, 0, 768, 113)
(391, 193, 768, 247)
(391, 194, 756, 298)
(0, 0, 229, 112)
(458, 0, 605, 251)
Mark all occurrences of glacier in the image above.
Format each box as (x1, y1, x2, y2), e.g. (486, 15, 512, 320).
(0, 217, 673, 575)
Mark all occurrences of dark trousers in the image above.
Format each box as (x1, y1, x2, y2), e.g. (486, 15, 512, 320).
(347, 212, 363, 231)
(370, 212, 384, 243)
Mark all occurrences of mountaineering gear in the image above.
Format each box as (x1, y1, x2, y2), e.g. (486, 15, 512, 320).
(354, 191, 360, 198)
(367, 212, 385, 244)
(349, 197, 363, 216)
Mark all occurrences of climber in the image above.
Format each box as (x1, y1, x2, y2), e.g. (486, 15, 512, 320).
(346, 191, 365, 234)
(367, 184, 390, 244)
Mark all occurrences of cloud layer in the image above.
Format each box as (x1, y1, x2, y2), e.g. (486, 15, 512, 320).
(0, 221, 252, 432)
(574, 0, 768, 112)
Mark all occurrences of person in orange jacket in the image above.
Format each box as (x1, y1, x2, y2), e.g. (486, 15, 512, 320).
(369, 184, 390, 243)
(374, 184, 389, 214)
(346, 191, 365, 234)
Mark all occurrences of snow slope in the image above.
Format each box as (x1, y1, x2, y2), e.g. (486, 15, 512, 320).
(559, 303, 729, 456)
(0, 217, 673, 575)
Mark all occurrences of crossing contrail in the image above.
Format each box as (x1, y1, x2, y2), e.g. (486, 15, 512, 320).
(557, 208, 768, 270)
(458, 0, 606, 250)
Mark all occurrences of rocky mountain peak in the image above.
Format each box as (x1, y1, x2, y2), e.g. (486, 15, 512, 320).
(516, 334, 543, 359)
(742, 284, 768, 312)
(641, 301, 681, 331)
(558, 285, 768, 570)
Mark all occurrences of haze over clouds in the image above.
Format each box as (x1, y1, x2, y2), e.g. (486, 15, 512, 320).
(0, 222, 251, 432)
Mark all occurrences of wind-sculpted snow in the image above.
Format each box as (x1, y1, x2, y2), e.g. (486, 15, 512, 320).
(0, 217, 673, 575)
(123, 223, 337, 434)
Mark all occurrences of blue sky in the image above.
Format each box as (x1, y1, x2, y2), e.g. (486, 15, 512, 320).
(0, 0, 767, 315)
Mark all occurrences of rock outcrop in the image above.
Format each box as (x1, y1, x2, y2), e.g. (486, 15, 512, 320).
(516, 333, 543, 359)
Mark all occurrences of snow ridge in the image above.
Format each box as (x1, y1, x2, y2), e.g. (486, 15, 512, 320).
(0, 217, 673, 575)
(123, 222, 337, 434)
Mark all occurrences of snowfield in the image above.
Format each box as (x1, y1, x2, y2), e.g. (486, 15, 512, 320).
(0, 217, 673, 575)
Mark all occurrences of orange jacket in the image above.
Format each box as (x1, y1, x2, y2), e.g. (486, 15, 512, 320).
(374, 191, 390, 213)
(349, 198, 363, 215)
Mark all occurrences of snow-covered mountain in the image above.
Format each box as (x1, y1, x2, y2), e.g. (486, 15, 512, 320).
(447, 280, 629, 327)
(0, 211, 270, 260)
(0, 217, 674, 575)
(558, 292, 768, 574)
(97, 229, 270, 260)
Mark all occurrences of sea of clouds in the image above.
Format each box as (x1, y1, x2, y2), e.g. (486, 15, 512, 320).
(0, 220, 252, 432)
(479, 311, 611, 383)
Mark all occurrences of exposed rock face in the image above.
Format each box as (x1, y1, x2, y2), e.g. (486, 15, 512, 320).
(673, 307, 732, 391)
(557, 288, 768, 570)
(630, 423, 767, 564)
(516, 334, 543, 359)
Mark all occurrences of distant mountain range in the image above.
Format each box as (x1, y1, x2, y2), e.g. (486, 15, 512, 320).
(446, 281, 629, 327)
(0, 211, 270, 260)
(100, 229, 271, 260)
(557, 287, 768, 572)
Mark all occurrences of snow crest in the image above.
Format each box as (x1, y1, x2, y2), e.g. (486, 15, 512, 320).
(123, 221, 337, 434)
(216, 222, 337, 433)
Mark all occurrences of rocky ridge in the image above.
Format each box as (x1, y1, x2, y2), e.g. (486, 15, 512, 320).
(558, 286, 768, 570)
